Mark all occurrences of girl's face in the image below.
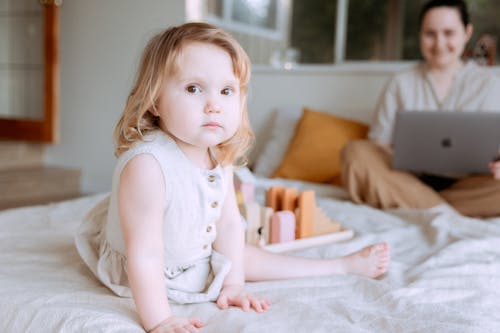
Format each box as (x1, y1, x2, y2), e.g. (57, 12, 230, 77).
(419, 7, 472, 70)
(157, 42, 242, 160)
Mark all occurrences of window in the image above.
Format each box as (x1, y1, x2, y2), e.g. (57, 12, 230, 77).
(187, 0, 500, 66)
(205, 0, 287, 40)
(187, 0, 291, 65)
(293, 0, 500, 65)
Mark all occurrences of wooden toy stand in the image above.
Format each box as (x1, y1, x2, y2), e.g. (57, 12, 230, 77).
(234, 168, 354, 254)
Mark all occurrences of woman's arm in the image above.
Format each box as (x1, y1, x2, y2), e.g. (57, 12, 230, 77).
(369, 77, 401, 147)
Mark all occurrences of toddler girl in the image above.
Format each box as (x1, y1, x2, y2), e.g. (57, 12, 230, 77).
(75, 22, 390, 333)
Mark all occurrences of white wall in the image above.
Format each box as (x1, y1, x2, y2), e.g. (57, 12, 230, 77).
(45, 0, 186, 193)
(247, 66, 402, 158)
(44, 0, 399, 194)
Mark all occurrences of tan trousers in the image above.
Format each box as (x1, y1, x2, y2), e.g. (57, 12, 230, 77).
(340, 140, 500, 218)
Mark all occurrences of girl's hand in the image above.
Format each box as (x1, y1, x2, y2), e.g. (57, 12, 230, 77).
(216, 284, 271, 313)
(149, 316, 204, 333)
(489, 158, 500, 179)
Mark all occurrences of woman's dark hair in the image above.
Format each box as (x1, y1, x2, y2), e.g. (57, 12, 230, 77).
(418, 0, 470, 30)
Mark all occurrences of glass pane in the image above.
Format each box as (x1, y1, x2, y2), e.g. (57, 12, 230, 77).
(345, 0, 390, 60)
(232, 0, 277, 30)
(401, 0, 425, 60)
(290, 0, 336, 63)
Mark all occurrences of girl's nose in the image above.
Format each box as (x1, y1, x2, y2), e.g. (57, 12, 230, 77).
(204, 100, 221, 114)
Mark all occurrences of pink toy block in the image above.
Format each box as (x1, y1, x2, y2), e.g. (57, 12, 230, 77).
(270, 211, 296, 244)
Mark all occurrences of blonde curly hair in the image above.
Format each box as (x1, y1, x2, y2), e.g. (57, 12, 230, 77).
(114, 22, 253, 166)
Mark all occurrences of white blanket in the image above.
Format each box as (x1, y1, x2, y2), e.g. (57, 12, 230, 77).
(1, 182, 500, 332)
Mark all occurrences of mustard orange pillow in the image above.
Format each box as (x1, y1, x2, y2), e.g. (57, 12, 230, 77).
(272, 108, 368, 185)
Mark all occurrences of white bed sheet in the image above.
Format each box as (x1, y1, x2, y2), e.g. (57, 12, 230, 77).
(1, 178, 500, 333)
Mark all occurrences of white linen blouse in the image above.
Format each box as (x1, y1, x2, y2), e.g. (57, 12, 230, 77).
(369, 61, 500, 145)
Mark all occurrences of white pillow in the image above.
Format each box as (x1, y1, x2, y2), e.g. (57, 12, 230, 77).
(252, 107, 303, 177)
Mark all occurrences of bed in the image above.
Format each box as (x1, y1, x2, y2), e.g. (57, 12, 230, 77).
(2, 174, 500, 333)
(2, 106, 500, 332)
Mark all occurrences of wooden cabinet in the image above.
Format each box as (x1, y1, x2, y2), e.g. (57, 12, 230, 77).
(0, 142, 81, 210)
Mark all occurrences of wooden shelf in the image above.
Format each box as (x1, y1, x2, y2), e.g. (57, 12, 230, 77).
(0, 166, 81, 210)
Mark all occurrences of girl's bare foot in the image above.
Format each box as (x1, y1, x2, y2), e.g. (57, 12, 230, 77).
(340, 243, 390, 278)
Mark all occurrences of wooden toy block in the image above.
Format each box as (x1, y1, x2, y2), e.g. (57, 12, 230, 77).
(243, 201, 262, 246)
(313, 206, 342, 236)
(266, 185, 285, 211)
(270, 211, 296, 244)
(296, 191, 315, 239)
(281, 187, 298, 212)
(235, 191, 245, 214)
(259, 206, 273, 245)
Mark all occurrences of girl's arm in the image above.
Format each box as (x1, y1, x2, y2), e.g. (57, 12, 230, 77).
(213, 167, 246, 287)
(119, 154, 188, 331)
(212, 167, 268, 312)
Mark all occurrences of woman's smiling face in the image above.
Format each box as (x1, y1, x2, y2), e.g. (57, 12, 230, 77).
(419, 6, 472, 70)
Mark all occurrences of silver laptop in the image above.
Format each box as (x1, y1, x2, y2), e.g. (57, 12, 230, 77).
(392, 111, 500, 176)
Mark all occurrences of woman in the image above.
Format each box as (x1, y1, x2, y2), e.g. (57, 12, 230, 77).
(340, 0, 500, 217)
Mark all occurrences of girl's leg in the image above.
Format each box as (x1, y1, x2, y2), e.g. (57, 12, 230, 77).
(244, 243, 390, 281)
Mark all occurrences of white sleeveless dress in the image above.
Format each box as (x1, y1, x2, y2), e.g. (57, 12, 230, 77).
(75, 130, 232, 304)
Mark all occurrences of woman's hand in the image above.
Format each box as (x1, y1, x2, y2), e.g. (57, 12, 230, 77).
(149, 316, 204, 333)
(489, 157, 500, 179)
(216, 284, 271, 313)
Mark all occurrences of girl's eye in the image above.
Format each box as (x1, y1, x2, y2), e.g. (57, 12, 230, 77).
(221, 87, 233, 96)
(186, 85, 201, 94)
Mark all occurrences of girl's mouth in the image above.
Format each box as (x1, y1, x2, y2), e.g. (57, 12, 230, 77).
(203, 121, 222, 129)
